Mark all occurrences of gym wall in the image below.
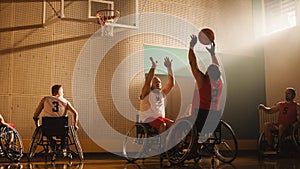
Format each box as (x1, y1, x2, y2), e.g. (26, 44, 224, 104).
(0, 0, 265, 152)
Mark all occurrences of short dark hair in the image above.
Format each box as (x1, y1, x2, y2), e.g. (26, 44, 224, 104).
(207, 64, 221, 80)
(51, 84, 62, 96)
(286, 87, 296, 99)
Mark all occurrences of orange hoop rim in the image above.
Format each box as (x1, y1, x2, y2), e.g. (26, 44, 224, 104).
(96, 9, 120, 26)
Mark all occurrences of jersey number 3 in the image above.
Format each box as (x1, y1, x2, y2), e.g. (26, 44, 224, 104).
(52, 101, 59, 112)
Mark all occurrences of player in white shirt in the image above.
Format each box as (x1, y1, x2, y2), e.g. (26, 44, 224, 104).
(33, 84, 79, 157)
(139, 57, 175, 134)
(33, 84, 78, 129)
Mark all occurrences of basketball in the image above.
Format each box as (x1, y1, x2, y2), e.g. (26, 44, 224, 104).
(198, 28, 215, 45)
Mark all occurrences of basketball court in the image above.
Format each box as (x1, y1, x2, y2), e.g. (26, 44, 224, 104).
(1, 0, 300, 168)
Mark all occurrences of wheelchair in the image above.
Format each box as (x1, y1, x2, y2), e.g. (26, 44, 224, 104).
(0, 125, 23, 162)
(258, 122, 300, 157)
(122, 120, 164, 164)
(165, 119, 238, 166)
(27, 116, 84, 162)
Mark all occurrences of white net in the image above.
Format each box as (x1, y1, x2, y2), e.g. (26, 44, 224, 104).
(96, 10, 120, 37)
(101, 24, 115, 37)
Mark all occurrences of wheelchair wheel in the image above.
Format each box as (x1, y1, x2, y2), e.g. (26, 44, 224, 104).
(0, 126, 23, 162)
(27, 126, 42, 160)
(258, 130, 280, 156)
(258, 132, 268, 156)
(292, 124, 300, 149)
(70, 126, 84, 161)
(214, 120, 238, 163)
(166, 119, 197, 165)
(123, 123, 149, 162)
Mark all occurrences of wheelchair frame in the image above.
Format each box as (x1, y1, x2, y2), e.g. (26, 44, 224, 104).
(0, 126, 23, 162)
(258, 123, 300, 157)
(27, 117, 83, 162)
(122, 122, 164, 164)
(165, 119, 238, 166)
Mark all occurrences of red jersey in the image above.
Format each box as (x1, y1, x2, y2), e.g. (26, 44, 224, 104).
(277, 101, 297, 126)
(0, 122, 15, 129)
(191, 78, 223, 114)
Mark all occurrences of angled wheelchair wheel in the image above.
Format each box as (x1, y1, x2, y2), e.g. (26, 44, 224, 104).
(166, 119, 197, 165)
(292, 124, 300, 149)
(123, 123, 149, 162)
(214, 120, 238, 163)
(258, 130, 280, 158)
(0, 126, 23, 162)
(69, 126, 84, 161)
(258, 132, 268, 157)
(27, 126, 43, 160)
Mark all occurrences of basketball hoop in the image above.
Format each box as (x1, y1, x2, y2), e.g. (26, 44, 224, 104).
(96, 9, 120, 36)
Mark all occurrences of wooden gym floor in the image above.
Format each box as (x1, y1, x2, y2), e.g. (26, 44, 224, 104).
(0, 150, 300, 169)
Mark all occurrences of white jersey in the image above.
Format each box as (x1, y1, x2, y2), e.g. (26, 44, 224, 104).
(139, 89, 166, 122)
(43, 96, 68, 117)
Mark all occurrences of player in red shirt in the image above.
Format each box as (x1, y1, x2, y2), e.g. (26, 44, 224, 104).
(258, 87, 300, 150)
(188, 35, 223, 133)
(0, 114, 15, 129)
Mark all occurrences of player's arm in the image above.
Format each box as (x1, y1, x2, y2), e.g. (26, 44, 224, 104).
(206, 42, 219, 66)
(140, 57, 157, 100)
(0, 114, 8, 127)
(189, 35, 205, 88)
(33, 97, 46, 127)
(66, 102, 79, 130)
(258, 103, 279, 114)
(161, 57, 175, 95)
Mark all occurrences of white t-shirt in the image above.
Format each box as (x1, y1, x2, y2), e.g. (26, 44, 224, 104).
(139, 89, 166, 122)
(43, 96, 68, 117)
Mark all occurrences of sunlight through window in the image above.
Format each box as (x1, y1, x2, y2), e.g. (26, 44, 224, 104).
(263, 0, 297, 35)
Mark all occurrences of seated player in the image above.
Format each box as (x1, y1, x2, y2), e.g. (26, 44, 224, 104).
(258, 87, 300, 151)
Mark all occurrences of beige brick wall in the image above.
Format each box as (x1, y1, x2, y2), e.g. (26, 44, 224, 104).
(0, 0, 254, 152)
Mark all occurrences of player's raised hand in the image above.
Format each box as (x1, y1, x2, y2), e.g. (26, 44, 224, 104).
(190, 35, 197, 48)
(206, 41, 216, 56)
(164, 57, 172, 69)
(150, 57, 158, 68)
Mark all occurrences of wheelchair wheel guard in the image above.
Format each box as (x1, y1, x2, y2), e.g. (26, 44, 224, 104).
(0, 126, 23, 162)
(165, 119, 197, 165)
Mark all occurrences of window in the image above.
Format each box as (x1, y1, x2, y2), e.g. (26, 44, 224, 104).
(263, 0, 297, 34)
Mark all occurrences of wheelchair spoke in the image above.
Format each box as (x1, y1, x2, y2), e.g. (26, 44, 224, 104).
(293, 124, 300, 149)
(28, 126, 42, 160)
(123, 123, 148, 162)
(0, 127, 23, 162)
(214, 121, 237, 163)
(166, 119, 196, 165)
(70, 126, 84, 161)
(28, 117, 83, 162)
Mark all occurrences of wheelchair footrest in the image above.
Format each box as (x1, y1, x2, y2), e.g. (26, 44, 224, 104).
(263, 150, 278, 155)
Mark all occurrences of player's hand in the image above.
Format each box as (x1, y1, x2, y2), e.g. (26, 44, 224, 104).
(74, 125, 79, 131)
(150, 57, 158, 68)
(164, 57, 172, 69)
(190, 35, 197, 48)
(206, 41, 215, 56)
(257, 104, 265, 110)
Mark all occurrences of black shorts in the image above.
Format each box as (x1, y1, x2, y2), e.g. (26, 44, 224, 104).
(194, 109, 209, 132)
(194, 109, 221, 132)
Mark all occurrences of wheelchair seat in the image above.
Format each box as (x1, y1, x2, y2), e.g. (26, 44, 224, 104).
(42, 116, 68, 138)
(136, 122, 159, 137)
(123, 121, 162, 163)
(28, 116, 84, 162)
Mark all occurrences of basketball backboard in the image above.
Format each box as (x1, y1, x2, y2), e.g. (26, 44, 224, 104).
(42, 0, 138, 29)
(88, 0, 138, 28)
